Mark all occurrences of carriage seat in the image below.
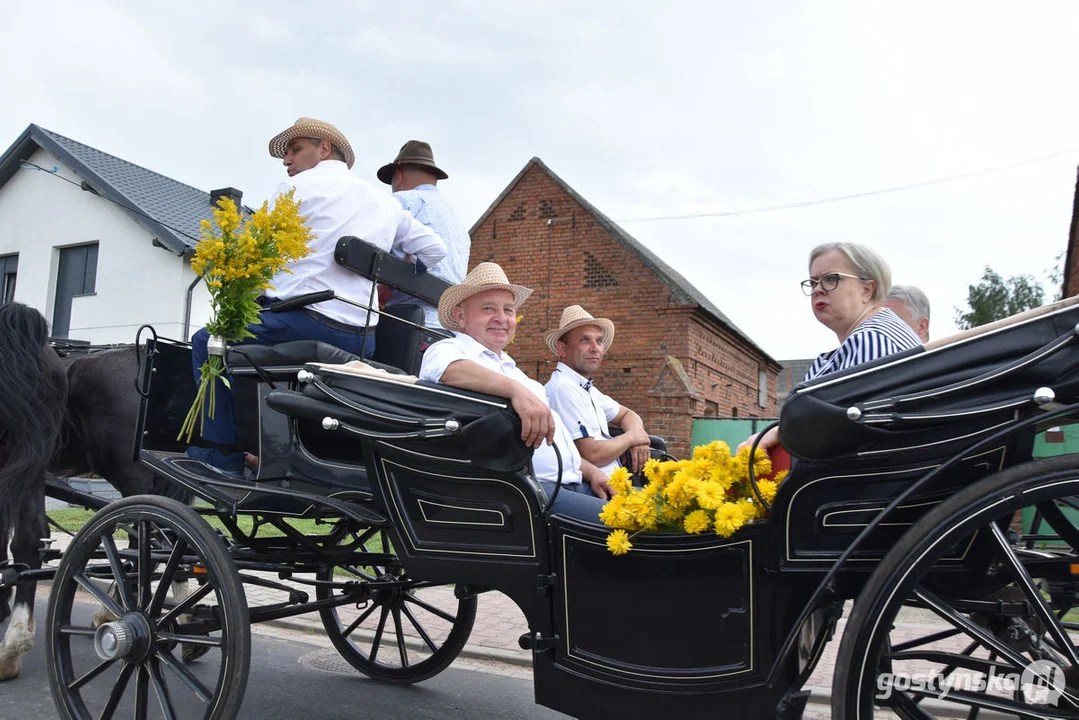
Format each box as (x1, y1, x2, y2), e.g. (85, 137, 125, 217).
(229, 341, 409, 381)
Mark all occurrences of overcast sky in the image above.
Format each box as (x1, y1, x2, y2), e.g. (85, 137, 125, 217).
(3, 1, 1078, 359)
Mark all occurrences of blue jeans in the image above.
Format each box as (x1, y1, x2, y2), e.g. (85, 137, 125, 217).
(540, 481, 607, 524)
(191, 308, 376, 445)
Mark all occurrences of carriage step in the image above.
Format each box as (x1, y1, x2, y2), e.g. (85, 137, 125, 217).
(140, 451, 392, 528)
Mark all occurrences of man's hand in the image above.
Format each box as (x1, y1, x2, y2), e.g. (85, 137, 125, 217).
(628, 444, 651, 474)
(588, 477, 615, 500)
(737, 427, 779, 453)
(509, 385, 555, 449)
(581, 460, 615, 499)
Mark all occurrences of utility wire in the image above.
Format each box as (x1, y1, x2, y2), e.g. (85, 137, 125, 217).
(19, 160, 203, 244)
(615, 147, 1079, 223)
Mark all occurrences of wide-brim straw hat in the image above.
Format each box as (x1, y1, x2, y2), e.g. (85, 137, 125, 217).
(268, 117, 355, 169)
(543, 305, 615, 355)
(377, 140, 449, 184)
(438, 262, 533, 332)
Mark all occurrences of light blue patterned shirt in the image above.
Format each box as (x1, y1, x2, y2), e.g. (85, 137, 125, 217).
(385, 184, 471, 329)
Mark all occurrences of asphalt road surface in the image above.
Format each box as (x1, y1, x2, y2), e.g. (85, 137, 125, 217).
(0, 598, 569, 719)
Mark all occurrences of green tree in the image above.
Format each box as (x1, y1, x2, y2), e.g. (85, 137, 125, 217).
(954, 266, 1045, 330)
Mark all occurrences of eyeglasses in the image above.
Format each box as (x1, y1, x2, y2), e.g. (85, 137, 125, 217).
(800, 272, 864, 296)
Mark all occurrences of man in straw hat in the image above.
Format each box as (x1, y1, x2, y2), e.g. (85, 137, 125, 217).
(377, 141, 471, 333)
(187, 118, 447, 474)
(544, 306, 654, 477)
(418, 263, 614, 522)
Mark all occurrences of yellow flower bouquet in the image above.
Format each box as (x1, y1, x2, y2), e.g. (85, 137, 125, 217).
(178, 191, 315, 442)
(600, 441, 789, 555)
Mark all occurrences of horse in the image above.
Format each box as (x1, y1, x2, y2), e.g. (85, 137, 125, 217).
(0, 301, 189, 680)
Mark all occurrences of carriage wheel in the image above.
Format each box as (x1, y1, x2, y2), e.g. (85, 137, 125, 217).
(315, 526, 477, 684)
(46, 496, 249, 720)
(832, 454, 1079, 719)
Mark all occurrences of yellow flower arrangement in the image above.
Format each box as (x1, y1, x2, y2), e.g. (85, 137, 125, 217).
(599, 441, 789, 555)
(178, 191, 315, 442)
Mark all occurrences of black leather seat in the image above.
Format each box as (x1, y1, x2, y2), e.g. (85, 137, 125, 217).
(372, 304, 426, 375)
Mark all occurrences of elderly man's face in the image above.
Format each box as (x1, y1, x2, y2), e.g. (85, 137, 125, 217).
(557, 325, 606, 377)
(283, 137, 327, 177)
(453, 289, 517, 353)
(883, 298, 930, 343)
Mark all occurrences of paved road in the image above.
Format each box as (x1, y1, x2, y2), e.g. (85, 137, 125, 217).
(1, 598, 568, 720)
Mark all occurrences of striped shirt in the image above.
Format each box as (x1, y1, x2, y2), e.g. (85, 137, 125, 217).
(804, 308, 922, 382)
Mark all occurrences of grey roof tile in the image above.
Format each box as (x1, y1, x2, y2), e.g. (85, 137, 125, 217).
(0, 124, 243, 254)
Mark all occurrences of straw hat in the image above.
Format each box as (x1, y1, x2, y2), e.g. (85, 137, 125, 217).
(268, 117, 355, 169)
(377, 140, 448, 184)
(543, 305, 615, 355)
(437, 262, 533, 332)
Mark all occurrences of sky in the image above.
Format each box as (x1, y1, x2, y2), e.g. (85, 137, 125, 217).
(3, 0, 1078, 360)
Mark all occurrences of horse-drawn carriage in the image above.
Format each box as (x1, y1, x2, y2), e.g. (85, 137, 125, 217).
(8, 249, 1079, 719)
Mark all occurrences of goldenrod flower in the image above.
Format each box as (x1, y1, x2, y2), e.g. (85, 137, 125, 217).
(178, 190, 315, 443)
(606, 529, 633, 555)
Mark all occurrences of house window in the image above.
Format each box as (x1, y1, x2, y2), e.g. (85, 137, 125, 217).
(0, 253, 17, 304)
(53, 243, 99, 338)
(758, 367, 767, 408)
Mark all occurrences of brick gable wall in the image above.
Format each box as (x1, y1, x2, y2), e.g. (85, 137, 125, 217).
(469, 162, 778, 457)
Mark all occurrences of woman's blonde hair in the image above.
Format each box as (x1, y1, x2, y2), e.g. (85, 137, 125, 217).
(808, 243, 891, 303)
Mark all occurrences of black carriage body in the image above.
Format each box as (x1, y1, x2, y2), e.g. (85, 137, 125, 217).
(129, 296, 1079, 719)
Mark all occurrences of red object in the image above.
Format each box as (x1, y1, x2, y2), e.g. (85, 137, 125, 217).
(762, 446, 791, 481)
(376, 283, 391, 310)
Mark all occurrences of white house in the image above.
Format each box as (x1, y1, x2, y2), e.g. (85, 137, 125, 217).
(0, 124, 244, 344)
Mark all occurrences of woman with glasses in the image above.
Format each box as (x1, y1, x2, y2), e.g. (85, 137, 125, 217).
(800, 242, 921, 380)
(742, 242, 921, 452)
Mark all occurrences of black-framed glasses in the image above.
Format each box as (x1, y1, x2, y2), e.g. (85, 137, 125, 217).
(800, 272, 863, 296)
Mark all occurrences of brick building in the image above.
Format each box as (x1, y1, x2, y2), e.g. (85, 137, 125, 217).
(469, 157, 781, 457)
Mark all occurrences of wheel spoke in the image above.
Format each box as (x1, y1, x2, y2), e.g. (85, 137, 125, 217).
(915, 587, 1032, 670)
(99, 661, 135, 720)
(401, 603, 439, 653)
(391, 607, 409, 667)
(138, 521, 154, 610)
(68, 658, 115, 691)
(888, 688, 934, 720)
(148, 538, 188, 616)
(157, 582, 213, 627)
(986, 522, 1079, 667)
(404, 594, 457, 624)
(341, 604, 378, 639)
(149, 659, 178, 720)
(101, 535, 136, 611)
(890, 627, 962, 652)
(157, 632, 222, 648)
(74, 573, 125, 619)
(135, 662, 150, 720)
(1035, 500, 1079, 550)
(157, 647, 213, 703)
(369, 605, 390, 664)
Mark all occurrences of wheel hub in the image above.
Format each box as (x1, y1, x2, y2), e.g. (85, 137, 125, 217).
(94, 613, 153, 662)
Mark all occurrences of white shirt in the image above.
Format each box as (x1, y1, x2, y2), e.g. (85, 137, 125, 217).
(384, 185, 471, 330)
(266, 160, 447, 327)
(419, 333, 584, 486)
(545, 362, 623, 476)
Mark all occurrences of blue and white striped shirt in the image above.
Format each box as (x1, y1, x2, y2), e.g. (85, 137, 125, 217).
(385, 184, 471, 330)
(804, 308, 922, 382)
